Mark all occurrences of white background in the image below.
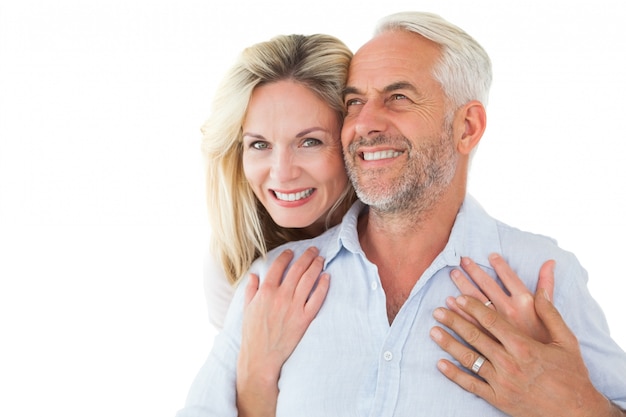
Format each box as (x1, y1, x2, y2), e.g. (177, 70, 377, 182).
(1, 0, 625, 415)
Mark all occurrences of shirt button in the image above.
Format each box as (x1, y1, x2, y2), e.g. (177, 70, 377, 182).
(371, 281, 378, 290)
(383, 351, 393, 361)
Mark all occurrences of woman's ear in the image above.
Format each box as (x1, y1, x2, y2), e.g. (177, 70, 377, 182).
(457, 100, 486, 155)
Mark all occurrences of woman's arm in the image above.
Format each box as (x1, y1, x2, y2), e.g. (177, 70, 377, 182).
(236, 247, 329, 417)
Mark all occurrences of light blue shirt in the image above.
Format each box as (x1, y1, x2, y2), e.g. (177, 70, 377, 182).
(178, 196, 626, 416)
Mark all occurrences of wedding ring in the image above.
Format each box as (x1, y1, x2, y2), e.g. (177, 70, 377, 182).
(484, 300, 493, 307)
(471, 355, 486, 374)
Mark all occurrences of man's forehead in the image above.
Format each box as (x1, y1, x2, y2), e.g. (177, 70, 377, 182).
(352, 30, 440, 61)
(346, 31, 441, 91)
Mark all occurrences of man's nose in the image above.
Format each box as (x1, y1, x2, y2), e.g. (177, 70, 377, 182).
(353, 101, 388, 139)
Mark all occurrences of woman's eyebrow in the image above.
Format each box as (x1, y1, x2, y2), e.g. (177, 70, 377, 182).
(242, 132, 265, 140)
(296, 127, 328, 138)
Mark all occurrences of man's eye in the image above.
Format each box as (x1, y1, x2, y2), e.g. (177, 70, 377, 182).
(345, 98, 362, 107)
(302, 138, 322, 147)
(391, 94, 407, 100)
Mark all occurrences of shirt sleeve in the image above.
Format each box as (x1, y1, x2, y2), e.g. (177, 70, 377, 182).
(175, 261, 250, 417)
(203, 250, 235, 331)
(554, 251, 626, 409)
(174, 330, 240, 417)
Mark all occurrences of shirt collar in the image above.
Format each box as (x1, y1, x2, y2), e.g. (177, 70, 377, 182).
(322, 195, 501, 271)
(443, 194, 502, 270)
(316, 200, 365, 268)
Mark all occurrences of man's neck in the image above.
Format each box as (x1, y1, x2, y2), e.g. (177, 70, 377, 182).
(358, 191, 464, 324)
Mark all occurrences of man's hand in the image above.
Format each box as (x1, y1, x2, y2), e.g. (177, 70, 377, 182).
(448, 254, 554, 343)
(430, 289, 624, 417)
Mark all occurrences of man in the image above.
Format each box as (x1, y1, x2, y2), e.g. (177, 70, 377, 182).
(178, 12, 626, 416)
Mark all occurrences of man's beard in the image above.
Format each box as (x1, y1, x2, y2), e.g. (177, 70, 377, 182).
(344, 122, 458, 215)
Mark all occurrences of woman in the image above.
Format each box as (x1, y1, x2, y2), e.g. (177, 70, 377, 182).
(201, 33, 356, 330)
(195, 32, 560, 417)
(198, 33, 357, 416)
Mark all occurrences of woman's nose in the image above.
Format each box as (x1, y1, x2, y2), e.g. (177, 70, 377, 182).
(269, 148, 300, 182)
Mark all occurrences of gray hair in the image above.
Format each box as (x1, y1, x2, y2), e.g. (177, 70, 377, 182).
(375, 11, 492, 109)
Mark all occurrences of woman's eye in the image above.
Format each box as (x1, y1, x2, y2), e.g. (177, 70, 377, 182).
(250, 141, 270, 150)
(302, 138, 322, 147)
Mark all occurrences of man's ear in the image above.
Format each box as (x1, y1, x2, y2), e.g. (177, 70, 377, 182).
(456, 100, 486, 155)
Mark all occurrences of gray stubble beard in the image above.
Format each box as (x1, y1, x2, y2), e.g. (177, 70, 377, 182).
(345, 123, 457, 219)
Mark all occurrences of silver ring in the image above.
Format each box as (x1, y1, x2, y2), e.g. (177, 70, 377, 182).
(484, 300, 493, 307)
(471, 355, 486, 374)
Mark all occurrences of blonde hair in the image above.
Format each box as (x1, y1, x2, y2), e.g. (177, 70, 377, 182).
(202, 34, 356, 285)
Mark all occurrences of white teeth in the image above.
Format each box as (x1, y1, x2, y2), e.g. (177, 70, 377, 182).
(363, 150, 402, 161)
(275, 188, 314, 202)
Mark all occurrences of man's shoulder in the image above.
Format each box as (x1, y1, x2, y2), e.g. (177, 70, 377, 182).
(462, 195, 579, 266)
(249, 202, 367, 276)
(283, 222, 343, 254)
(249, 222, 345, 274)
(264, 200, 364, 263)
(495, 219, 558, 247)
(493, 217, 584, 276)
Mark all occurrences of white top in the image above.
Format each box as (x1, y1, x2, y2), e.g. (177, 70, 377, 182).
(203, 250, 235, 330)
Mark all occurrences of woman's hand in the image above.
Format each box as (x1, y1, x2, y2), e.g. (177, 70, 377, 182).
(236, 247, 329, 417)
(448, 254, 554, 342)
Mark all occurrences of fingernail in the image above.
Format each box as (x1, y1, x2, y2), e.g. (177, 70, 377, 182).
(489, 253, 500, 261)
(433, 307, 445, 320)
(430, 327, 443, 341)
(461, 257, 471, 266)
(542, 288, 551, 302)
(450, 269, 461, 280)
(456, 295, 468, 306)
